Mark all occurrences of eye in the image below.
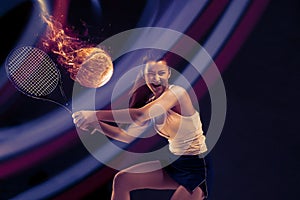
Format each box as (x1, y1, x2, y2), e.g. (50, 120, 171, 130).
(158, 71, 166, 76)
(147, 72, 155, 76)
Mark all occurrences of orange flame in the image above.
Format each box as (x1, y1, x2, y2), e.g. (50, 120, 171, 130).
(41, 14, 113, 88)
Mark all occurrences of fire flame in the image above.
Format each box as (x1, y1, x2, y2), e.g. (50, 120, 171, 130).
(41, 14, 113, 88)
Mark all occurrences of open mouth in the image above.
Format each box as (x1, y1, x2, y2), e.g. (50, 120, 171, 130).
(151, 83, 162, 88)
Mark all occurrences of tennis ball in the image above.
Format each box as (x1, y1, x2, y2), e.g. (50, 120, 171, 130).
(74, 47, 113, 88)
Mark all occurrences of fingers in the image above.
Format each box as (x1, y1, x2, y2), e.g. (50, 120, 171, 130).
(73, 117, 83, 127)
(71, 111, 81, 119)
(72, 110, 98, 133)
(72, 111, 87, 130)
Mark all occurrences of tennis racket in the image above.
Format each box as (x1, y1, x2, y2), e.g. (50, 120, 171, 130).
(6, 46, 99, 134)
(5, 46, 71, 113)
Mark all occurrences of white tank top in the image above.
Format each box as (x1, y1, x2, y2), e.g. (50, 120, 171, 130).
(153, 87, 207, 155)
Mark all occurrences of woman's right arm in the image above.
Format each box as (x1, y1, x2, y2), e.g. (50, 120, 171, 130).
(94, 121, 137, 144)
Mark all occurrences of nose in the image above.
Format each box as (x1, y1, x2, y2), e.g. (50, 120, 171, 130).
(153, 74, 160, 82)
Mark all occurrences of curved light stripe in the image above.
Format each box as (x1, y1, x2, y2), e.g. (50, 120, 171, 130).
(10, 155, 102, 200)
(179, 0, 250, 86)
(136, 0, 160, 27)
(154, 0, 209, 32)
(0, 111, 73, 160)
(10, 135, 129, 199)
(203, 1, 250, 57)
(214, 0, 271, 72)
(0, 130, 76, 179)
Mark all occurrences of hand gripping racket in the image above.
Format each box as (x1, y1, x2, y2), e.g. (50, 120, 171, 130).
(5, 46, 72, 113)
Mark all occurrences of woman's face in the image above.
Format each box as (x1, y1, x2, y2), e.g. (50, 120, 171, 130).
(144, 60, 170, 97)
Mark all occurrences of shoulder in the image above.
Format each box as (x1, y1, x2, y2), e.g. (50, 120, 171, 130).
(168, 85, 188, 97)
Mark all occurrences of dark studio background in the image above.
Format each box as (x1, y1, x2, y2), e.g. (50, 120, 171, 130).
(0, 0, 299, 199)
(209, 0, 299, 199)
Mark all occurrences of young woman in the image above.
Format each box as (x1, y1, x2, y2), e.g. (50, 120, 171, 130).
(72, 60, 208, 200)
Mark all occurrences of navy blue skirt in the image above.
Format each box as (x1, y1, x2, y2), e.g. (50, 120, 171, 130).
(161, 154, 208, 198)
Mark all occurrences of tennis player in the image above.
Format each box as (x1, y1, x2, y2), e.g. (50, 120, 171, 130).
(73, 59, 208, 200)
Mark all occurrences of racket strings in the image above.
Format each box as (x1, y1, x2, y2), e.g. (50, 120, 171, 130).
(7, 46, 59, 97)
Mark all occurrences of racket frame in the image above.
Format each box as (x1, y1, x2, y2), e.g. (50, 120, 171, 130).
(5, 46, 72, 114)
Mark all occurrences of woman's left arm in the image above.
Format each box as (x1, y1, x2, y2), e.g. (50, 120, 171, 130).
(72, 86, 186, 130)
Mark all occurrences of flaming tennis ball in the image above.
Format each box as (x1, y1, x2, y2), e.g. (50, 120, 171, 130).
(75, 47, 113, 88)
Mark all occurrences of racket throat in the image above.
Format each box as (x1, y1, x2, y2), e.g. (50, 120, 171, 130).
(58, 81, 69, 107)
